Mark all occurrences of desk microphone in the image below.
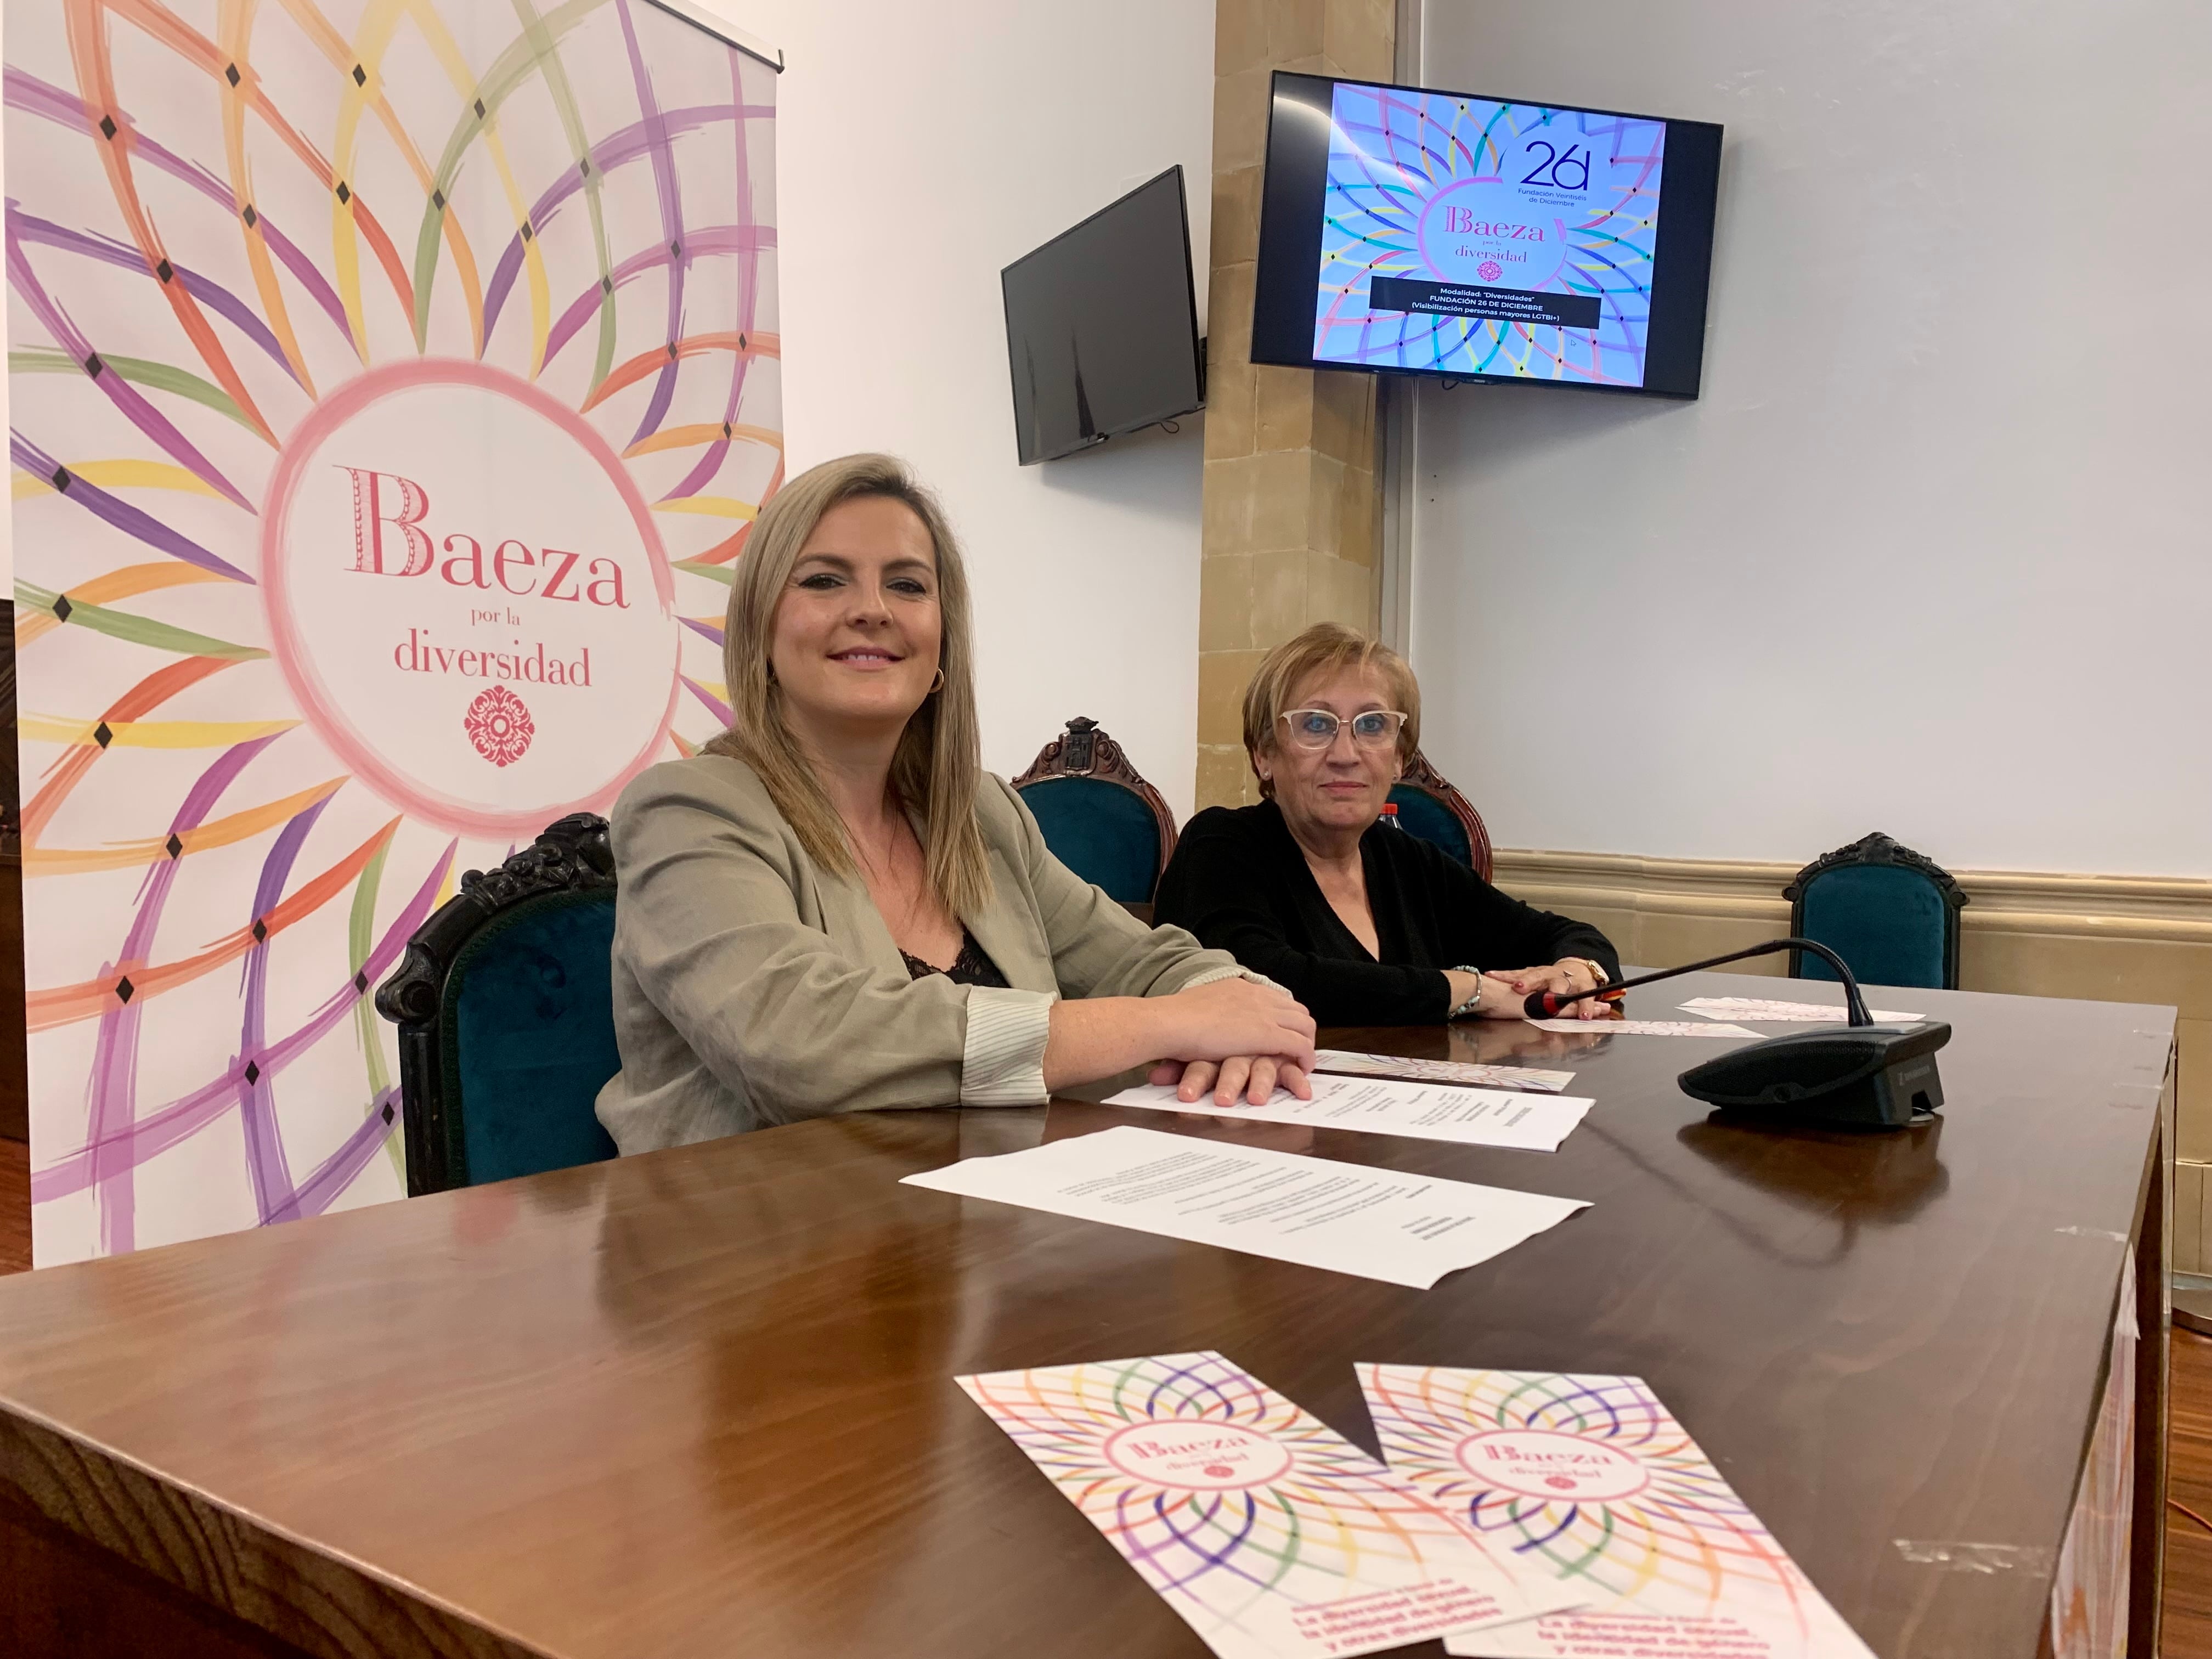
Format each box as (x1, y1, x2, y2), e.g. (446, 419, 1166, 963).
(1525, 938, 1950, 1130)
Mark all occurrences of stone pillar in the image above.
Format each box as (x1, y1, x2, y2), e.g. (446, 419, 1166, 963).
(1197, 0, 1393, 811)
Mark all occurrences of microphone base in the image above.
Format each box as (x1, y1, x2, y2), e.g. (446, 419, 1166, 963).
(1677, 1022, 1951, 1131)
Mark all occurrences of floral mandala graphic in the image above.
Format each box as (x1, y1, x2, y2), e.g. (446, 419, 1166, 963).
(962, 1353, 1498, 1620)
(464, 685, 535, 767)
(1316, 83, 1666, 381)
(8, 0, 782, 1263)
(1363, 1368, 1810, 1607)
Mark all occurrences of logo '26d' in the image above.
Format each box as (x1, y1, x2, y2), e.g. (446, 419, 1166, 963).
(341, 467, 631, 607)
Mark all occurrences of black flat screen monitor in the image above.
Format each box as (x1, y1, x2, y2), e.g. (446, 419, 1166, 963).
(1254, 73, 1722, 398)
(1001, 166, 1204, 464)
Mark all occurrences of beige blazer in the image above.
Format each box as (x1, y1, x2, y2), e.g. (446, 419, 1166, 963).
(595, 754, 1248, 1152)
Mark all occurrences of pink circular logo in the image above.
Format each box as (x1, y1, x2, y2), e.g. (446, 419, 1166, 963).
(259, 359, 680, 839)
(464, 685, 536, 768)
(1453, 1429, 1650, 1502)
(1414, 177, 1569, 289)
(1101, 1420, 1295, 1492)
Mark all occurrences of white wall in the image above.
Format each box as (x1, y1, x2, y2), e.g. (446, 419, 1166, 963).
(0, 2, 1209, 805)
(704, 0, 1214, 817)
(1408, 0, 2212, 877)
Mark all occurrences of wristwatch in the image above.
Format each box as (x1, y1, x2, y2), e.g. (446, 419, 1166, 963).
(1562, 957, 1609, 985)
(1447, 966, 1485, 1020)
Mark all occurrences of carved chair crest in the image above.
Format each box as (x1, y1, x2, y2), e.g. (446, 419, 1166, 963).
(1011, 716, 1181, 895)
(1784, 831, 1968, 911)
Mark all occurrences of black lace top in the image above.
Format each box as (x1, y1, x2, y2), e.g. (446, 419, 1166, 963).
(900, 929, 1011, 989)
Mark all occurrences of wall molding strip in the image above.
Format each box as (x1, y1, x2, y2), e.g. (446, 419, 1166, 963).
(1493, 850, 2212, 945)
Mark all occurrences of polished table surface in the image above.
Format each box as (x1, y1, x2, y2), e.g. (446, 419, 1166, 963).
(0, 970, 2174, 1659)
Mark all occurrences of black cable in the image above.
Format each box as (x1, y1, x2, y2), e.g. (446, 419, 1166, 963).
(1537, 937, 1872, 1027)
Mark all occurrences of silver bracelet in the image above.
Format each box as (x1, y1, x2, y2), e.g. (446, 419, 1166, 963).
(1447, 965, 1485, 1020)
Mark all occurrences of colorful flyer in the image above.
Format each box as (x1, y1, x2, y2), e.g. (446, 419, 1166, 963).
(958, 1352, 1576, 1659)
(1524, 1020, 1759, 1038)
(1358, 1367, 1878, 1659)
(1313, 1051, 1576, 1093)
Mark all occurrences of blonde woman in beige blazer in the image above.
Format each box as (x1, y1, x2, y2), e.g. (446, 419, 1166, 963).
(596, 454, 1316, 1153)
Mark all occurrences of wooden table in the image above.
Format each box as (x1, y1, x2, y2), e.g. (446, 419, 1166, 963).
(0, 971, 2173, 1659)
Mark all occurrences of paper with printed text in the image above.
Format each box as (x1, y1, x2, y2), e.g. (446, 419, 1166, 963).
(1679, 997, 1922, 1024)
(902, 1125, 1589, 1289)
(1105, 1074, 1594, 1153)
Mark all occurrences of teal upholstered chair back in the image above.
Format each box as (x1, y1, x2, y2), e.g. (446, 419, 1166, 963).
(376, 815, 620, 1194)
(1386, 748, 1493, 880)
(1785, 832, 1966, 991)
(1013, 718, 1179, 911)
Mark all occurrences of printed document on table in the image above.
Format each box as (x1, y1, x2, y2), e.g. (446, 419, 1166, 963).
(1314, 1049, 1576, 1092)
(1358, 1365, 1878, 1659)
(1524, 1019, 1759, 1037)
(958, 1351, 1579, 1659)
(1104, 1074, 1595, 1153)
(902, 1125, 1589, 1290)
(1679, 996, 1922, 1024)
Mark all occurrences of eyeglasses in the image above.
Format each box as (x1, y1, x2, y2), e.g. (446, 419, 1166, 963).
(1277, 709, 1409, 751)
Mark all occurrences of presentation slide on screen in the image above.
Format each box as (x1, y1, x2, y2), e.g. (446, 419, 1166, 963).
(1314, 82, 1667, 385)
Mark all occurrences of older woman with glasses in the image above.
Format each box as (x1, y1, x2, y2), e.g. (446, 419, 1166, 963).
(1154, 623, 1619, 1026)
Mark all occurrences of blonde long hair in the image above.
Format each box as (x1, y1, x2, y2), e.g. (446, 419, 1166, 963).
(704, 454, 992, 916)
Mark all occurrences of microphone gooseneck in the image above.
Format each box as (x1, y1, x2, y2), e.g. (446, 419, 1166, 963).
(1522, 937, 1872, 1026)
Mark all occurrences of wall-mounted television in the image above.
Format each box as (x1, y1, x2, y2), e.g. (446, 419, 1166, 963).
(1001, 166, 1205, 464)
(1254, 73, 1722, 398)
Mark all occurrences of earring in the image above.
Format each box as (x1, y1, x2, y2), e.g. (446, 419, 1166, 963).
(929, 668, 945, 693)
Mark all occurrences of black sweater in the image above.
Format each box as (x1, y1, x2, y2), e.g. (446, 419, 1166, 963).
(1154, 801, 1621, 1025)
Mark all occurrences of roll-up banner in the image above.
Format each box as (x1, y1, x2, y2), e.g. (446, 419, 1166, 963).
(5, 0, 780, 1262)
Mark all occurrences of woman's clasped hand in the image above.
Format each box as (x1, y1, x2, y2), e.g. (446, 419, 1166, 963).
(1494, 957, 1616, 1019)
(1146, 974, 1317, 1106)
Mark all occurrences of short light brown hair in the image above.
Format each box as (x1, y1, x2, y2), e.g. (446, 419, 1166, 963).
(703, 453, 991, 916)
(1242, 623, 1421, 799)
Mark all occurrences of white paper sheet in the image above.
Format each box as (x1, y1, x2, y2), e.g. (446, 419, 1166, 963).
(901, 1125, 1590, 1289)
(1104, 1074, 1595, 1153)
(1523, 1019, 1759, 1037)
(1314, 1049, 1576, 1093)
(1679, 996, 1922, 1023)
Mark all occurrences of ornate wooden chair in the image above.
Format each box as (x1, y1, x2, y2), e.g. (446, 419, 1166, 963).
(1012, 717, 1180, 915)
(1387, 748, 1493, 880)
(376, 814, 620, 1194)
(1785, 831, 1966, 990)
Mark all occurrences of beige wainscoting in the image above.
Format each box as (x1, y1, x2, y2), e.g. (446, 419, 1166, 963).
(1493, 849, 2208, 1267)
